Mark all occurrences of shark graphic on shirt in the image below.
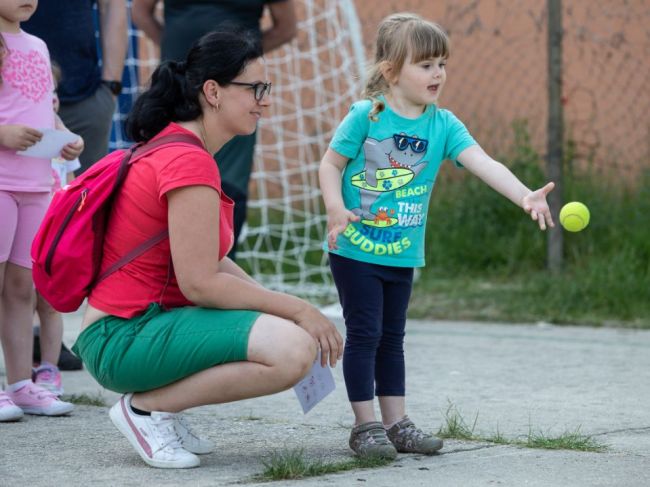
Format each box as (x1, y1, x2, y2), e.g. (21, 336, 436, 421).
(349, 134, 429, 225)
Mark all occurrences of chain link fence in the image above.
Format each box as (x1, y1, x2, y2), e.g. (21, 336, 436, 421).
(353, 0, 649, 178)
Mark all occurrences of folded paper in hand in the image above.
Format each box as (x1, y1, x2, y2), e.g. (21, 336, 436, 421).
(16, 128, 80, 159)
(293, 351, 336, 414)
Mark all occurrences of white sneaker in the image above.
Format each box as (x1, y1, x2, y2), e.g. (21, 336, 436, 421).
(0, 391, 24, 422)
(109, 394, 200, 469)
(175, 414, 214, 454)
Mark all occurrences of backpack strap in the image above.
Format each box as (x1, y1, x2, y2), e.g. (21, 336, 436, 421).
(95, 132, 206, 285)
(96, 230, 169, 284)
(115, 133, 206, 188)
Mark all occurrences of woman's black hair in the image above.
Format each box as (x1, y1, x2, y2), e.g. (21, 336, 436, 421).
(126, 29, 263, 142)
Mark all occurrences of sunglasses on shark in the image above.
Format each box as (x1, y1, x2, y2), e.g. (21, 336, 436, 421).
(393, 134, 428, 153)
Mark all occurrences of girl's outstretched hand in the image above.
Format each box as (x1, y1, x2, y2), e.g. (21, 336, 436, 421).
(522, 182, 555, 230)
(60, 137, 84, 161)
(293, 304, 344, 367)
(327, 208, 359, 250)
(0, 124, 42, 151)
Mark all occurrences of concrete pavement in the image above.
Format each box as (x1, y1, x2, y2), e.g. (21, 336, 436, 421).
(1, 309, 649, 486)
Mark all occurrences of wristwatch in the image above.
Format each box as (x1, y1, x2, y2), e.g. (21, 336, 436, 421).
(101, 79, 123, 96)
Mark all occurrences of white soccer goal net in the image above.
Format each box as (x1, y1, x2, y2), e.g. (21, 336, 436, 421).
(132, 0, 365, 300)
(238, 0, 365, 299)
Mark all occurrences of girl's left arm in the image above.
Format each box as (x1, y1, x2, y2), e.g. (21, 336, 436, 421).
(457, 145, 555, 230)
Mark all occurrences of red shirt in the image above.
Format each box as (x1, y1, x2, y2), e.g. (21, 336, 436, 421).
(89, 123, 235, 318)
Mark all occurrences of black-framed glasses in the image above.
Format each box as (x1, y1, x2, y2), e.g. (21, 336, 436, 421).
(393, 134, 428, 153)
(229, 81, 272, 101)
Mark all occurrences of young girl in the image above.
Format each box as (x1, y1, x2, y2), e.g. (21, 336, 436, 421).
(319, 13, 555, 459)
(0, 0, 82, 421)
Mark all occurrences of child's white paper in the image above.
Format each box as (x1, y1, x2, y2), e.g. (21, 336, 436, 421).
(16, 128, 79, 159)
(293, 351, 336, 414)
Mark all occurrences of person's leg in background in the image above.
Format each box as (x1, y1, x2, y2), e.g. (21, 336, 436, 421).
(60, 83, 116, 175)
(215, 132, 256, 261)
(221, 181, 247, 260)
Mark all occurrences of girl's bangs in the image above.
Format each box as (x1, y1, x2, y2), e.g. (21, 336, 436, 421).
(409, 24, 449, 62)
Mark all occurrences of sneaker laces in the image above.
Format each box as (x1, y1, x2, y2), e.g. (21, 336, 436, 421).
(151, 415, 184, 452)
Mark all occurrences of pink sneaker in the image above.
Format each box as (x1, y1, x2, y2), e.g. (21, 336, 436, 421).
(0, 391, 24, 422)
(8, 382, 74, 416)
(33, 362, 64, 396)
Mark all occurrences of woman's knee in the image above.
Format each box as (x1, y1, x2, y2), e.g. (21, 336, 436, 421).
(248, 314, 317, 385)
(287, 327, 318, 376)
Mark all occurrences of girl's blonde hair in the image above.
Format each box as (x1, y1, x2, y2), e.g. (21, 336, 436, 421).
(362, 13, 450, 121)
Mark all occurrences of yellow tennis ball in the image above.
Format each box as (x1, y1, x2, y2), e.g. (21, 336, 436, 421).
(560, 201, 590, 232)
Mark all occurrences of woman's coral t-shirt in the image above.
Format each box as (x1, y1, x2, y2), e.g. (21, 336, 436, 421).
(88, 123, 235, 318)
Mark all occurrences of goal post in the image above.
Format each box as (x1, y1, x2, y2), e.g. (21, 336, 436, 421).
(238, 0, 366, 299)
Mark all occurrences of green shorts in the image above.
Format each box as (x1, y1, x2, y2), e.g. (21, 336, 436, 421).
(72, 303, 260, 393)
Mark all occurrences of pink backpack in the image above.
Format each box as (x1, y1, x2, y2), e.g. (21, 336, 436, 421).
(31, 133, 204, 312)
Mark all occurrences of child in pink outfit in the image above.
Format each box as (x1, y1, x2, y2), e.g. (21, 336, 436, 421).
(0, 0, 83, 421)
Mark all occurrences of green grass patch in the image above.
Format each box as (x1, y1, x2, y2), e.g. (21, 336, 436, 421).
(523, 427, 606, 452)
(436, 403, 606, 452)
(436, 402, 479, 440)
(60, 393, 106, 407)
(255, 449, 392, 481)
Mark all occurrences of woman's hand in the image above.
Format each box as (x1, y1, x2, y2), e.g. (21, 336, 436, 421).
(293, 303, 344, 367)
(522, 182, 555, 230)
(60, 137, 84, 161)
(0, 124, 42, 151)
(327, 207, 359, 250)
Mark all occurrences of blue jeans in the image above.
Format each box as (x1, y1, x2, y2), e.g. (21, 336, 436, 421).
(329, 253, 414, 402)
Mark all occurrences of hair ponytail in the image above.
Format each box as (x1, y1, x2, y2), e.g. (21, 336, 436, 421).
(361, 66, 388, 122)
(126, 60, 200, 141)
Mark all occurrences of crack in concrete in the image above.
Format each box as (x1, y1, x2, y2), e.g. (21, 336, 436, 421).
(591, 426, 650, 436)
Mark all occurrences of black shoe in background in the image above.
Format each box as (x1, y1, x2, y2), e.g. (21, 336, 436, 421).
(33, 326, 83, 370)
(33, 328, 42, 364)
(58, 342, 83, 370)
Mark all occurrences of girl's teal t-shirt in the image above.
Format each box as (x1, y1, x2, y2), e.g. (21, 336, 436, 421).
(326, 98, 477, 267)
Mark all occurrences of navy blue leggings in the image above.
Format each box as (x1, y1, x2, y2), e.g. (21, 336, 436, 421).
(329, 253, 414, 402)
